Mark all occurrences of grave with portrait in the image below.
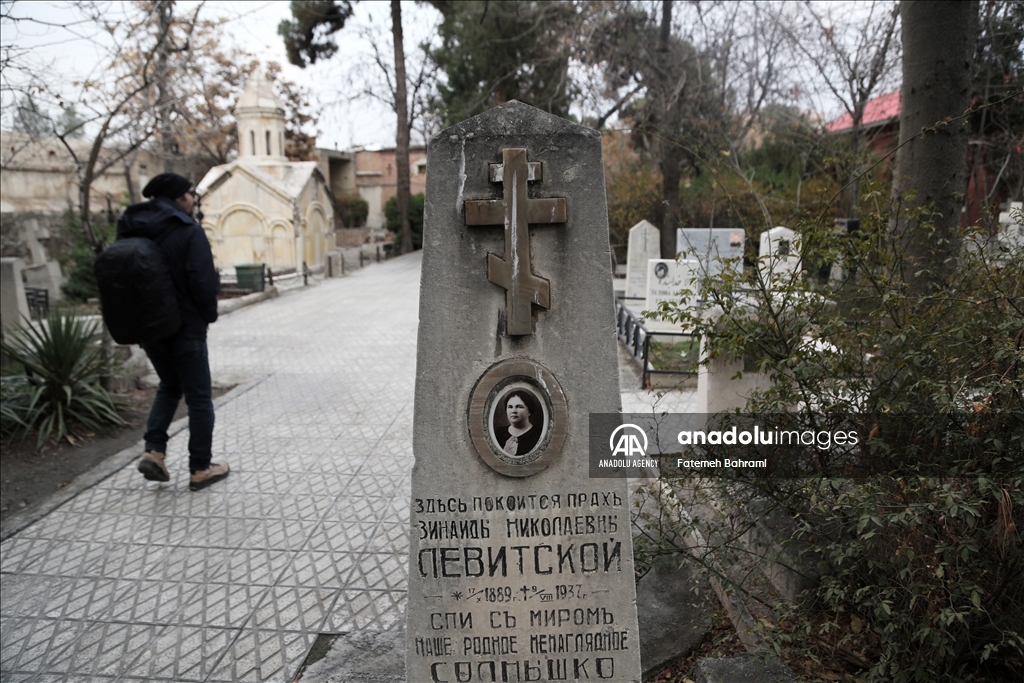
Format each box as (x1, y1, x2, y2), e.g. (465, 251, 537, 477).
(406, 101, 642, 682)
(643, 258, 700, 334)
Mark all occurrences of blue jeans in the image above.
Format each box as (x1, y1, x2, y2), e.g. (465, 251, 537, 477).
(142, 333, 215, 473)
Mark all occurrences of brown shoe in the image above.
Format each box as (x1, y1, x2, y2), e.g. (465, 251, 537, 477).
(190, 462, 230, 491)
(138, 450, 170, 482)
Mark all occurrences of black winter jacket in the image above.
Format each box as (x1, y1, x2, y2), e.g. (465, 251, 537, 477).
(116, 196, 219, 339)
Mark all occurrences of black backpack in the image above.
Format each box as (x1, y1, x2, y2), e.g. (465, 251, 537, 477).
(94, 224, 182, 344)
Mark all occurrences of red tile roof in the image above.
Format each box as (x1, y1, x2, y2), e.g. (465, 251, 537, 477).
(825, 91, 901, 133)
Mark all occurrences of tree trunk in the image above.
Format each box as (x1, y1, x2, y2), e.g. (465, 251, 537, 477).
(392, 0, 412, 254)
(658, 0, 678, 260)
(892, 0, 978, 292)
(661, 143, 681, 259)
(156, 0, 175, 173)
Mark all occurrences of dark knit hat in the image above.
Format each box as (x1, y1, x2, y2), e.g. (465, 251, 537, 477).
(142, 172, 193, 199)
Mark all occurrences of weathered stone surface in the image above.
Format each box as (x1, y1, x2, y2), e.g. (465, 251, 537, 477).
(692, 654, 796, 683)
(635, 557, 713, 676)
(408, 100, 642, 682)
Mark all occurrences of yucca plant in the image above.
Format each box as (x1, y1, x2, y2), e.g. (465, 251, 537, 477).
(0, 314, 126, 449)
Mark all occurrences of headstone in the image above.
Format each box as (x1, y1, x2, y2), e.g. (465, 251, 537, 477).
(644, 259, 699, 333)
(757, 226, 801, 285)
(625, 220, 660, 298)
(998, 201, 1023, 253)
(1, 257, 31, 333)
(408, 101, 642, 683)
(676, 228, 745, 276)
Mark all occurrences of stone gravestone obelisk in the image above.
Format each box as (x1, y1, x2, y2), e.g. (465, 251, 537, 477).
(408, 101, 642, 683)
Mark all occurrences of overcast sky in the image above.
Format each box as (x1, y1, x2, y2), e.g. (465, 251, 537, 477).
(1, 0, 442, 149)
(3, 1, 887, 152)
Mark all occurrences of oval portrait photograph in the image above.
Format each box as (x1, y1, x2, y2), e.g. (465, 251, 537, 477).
(489, 383, 549, 460)
(467, 359, 567, 477)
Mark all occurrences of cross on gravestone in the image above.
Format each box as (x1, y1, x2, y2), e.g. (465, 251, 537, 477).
(465, 148, 567, 335)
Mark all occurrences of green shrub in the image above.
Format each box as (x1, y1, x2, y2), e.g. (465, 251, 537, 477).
(59, 213, 115, 302)
(642, 199, 1024, 681)
(384, 192, 424, 250)
(336, 195, 369, 228)
(0, 314, 126, 449)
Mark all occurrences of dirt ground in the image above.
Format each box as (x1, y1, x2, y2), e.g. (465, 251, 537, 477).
(0, 385, 227, 523)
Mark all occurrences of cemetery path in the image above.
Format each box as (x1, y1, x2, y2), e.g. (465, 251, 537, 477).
(0, 253, 421, 683)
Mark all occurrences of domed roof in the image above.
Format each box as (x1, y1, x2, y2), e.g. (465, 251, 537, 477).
(236, 69, 283, 112)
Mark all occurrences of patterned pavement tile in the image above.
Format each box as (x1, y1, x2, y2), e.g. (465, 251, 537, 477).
(269, 494, 336, 522)
(345, 553, 408, 592)
(211, 493, 284, 521)
(368, 523, 411, 554)
(275, 551, 358, 589)
(383, 496, 412, 525)
(323, 590, 407, 633)
(204, 628, 313, 683)
(249, 586, 338, 633)
(233, 518, 319, 551)
(118, 625, 237, 681)
(307, 453, 369, 475)
(322, 495, 393, 524)
(0, 537, 47, 573)
(205, 548, 294, 587)
(39, 578, 121, 621)
(182, 516, 262, 550)
(304, 522, 379, 555)
(0, 575, 70, 618)
(172, 582, 270, 628)
(1, 618, 159, 678)
(0, 673, 37, 683)
(141, 544, 242, 585)
(62, 620, 160, 677)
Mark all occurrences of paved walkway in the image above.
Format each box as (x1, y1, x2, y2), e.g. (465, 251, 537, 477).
(0, 253, 693, 682)
(1, 254, 420, 683)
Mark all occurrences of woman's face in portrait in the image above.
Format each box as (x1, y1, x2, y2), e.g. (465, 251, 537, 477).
(506, 395, 530, 428)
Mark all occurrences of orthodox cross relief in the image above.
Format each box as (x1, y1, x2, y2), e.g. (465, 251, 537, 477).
(465, 148, 567, 336)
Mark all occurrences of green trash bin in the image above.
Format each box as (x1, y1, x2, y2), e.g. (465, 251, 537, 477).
(235, 263, 265, 292)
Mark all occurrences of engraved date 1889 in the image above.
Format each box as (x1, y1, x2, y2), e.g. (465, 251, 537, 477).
(466, 586, 515, 603)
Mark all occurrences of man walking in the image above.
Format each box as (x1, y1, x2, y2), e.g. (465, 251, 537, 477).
(118, 172, 229, 490)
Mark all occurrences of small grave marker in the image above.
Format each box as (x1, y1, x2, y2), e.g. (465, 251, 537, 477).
(758, 226, 801, 285)
(625, 220, 660, 299)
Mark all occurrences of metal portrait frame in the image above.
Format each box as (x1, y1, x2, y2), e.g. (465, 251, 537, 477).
(468, 358, 567, 477)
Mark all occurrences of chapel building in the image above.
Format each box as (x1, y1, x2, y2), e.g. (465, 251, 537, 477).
(196, 70, 334, 273)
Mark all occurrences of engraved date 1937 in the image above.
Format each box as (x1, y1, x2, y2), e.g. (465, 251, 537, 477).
(463, 584, 588, 603)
